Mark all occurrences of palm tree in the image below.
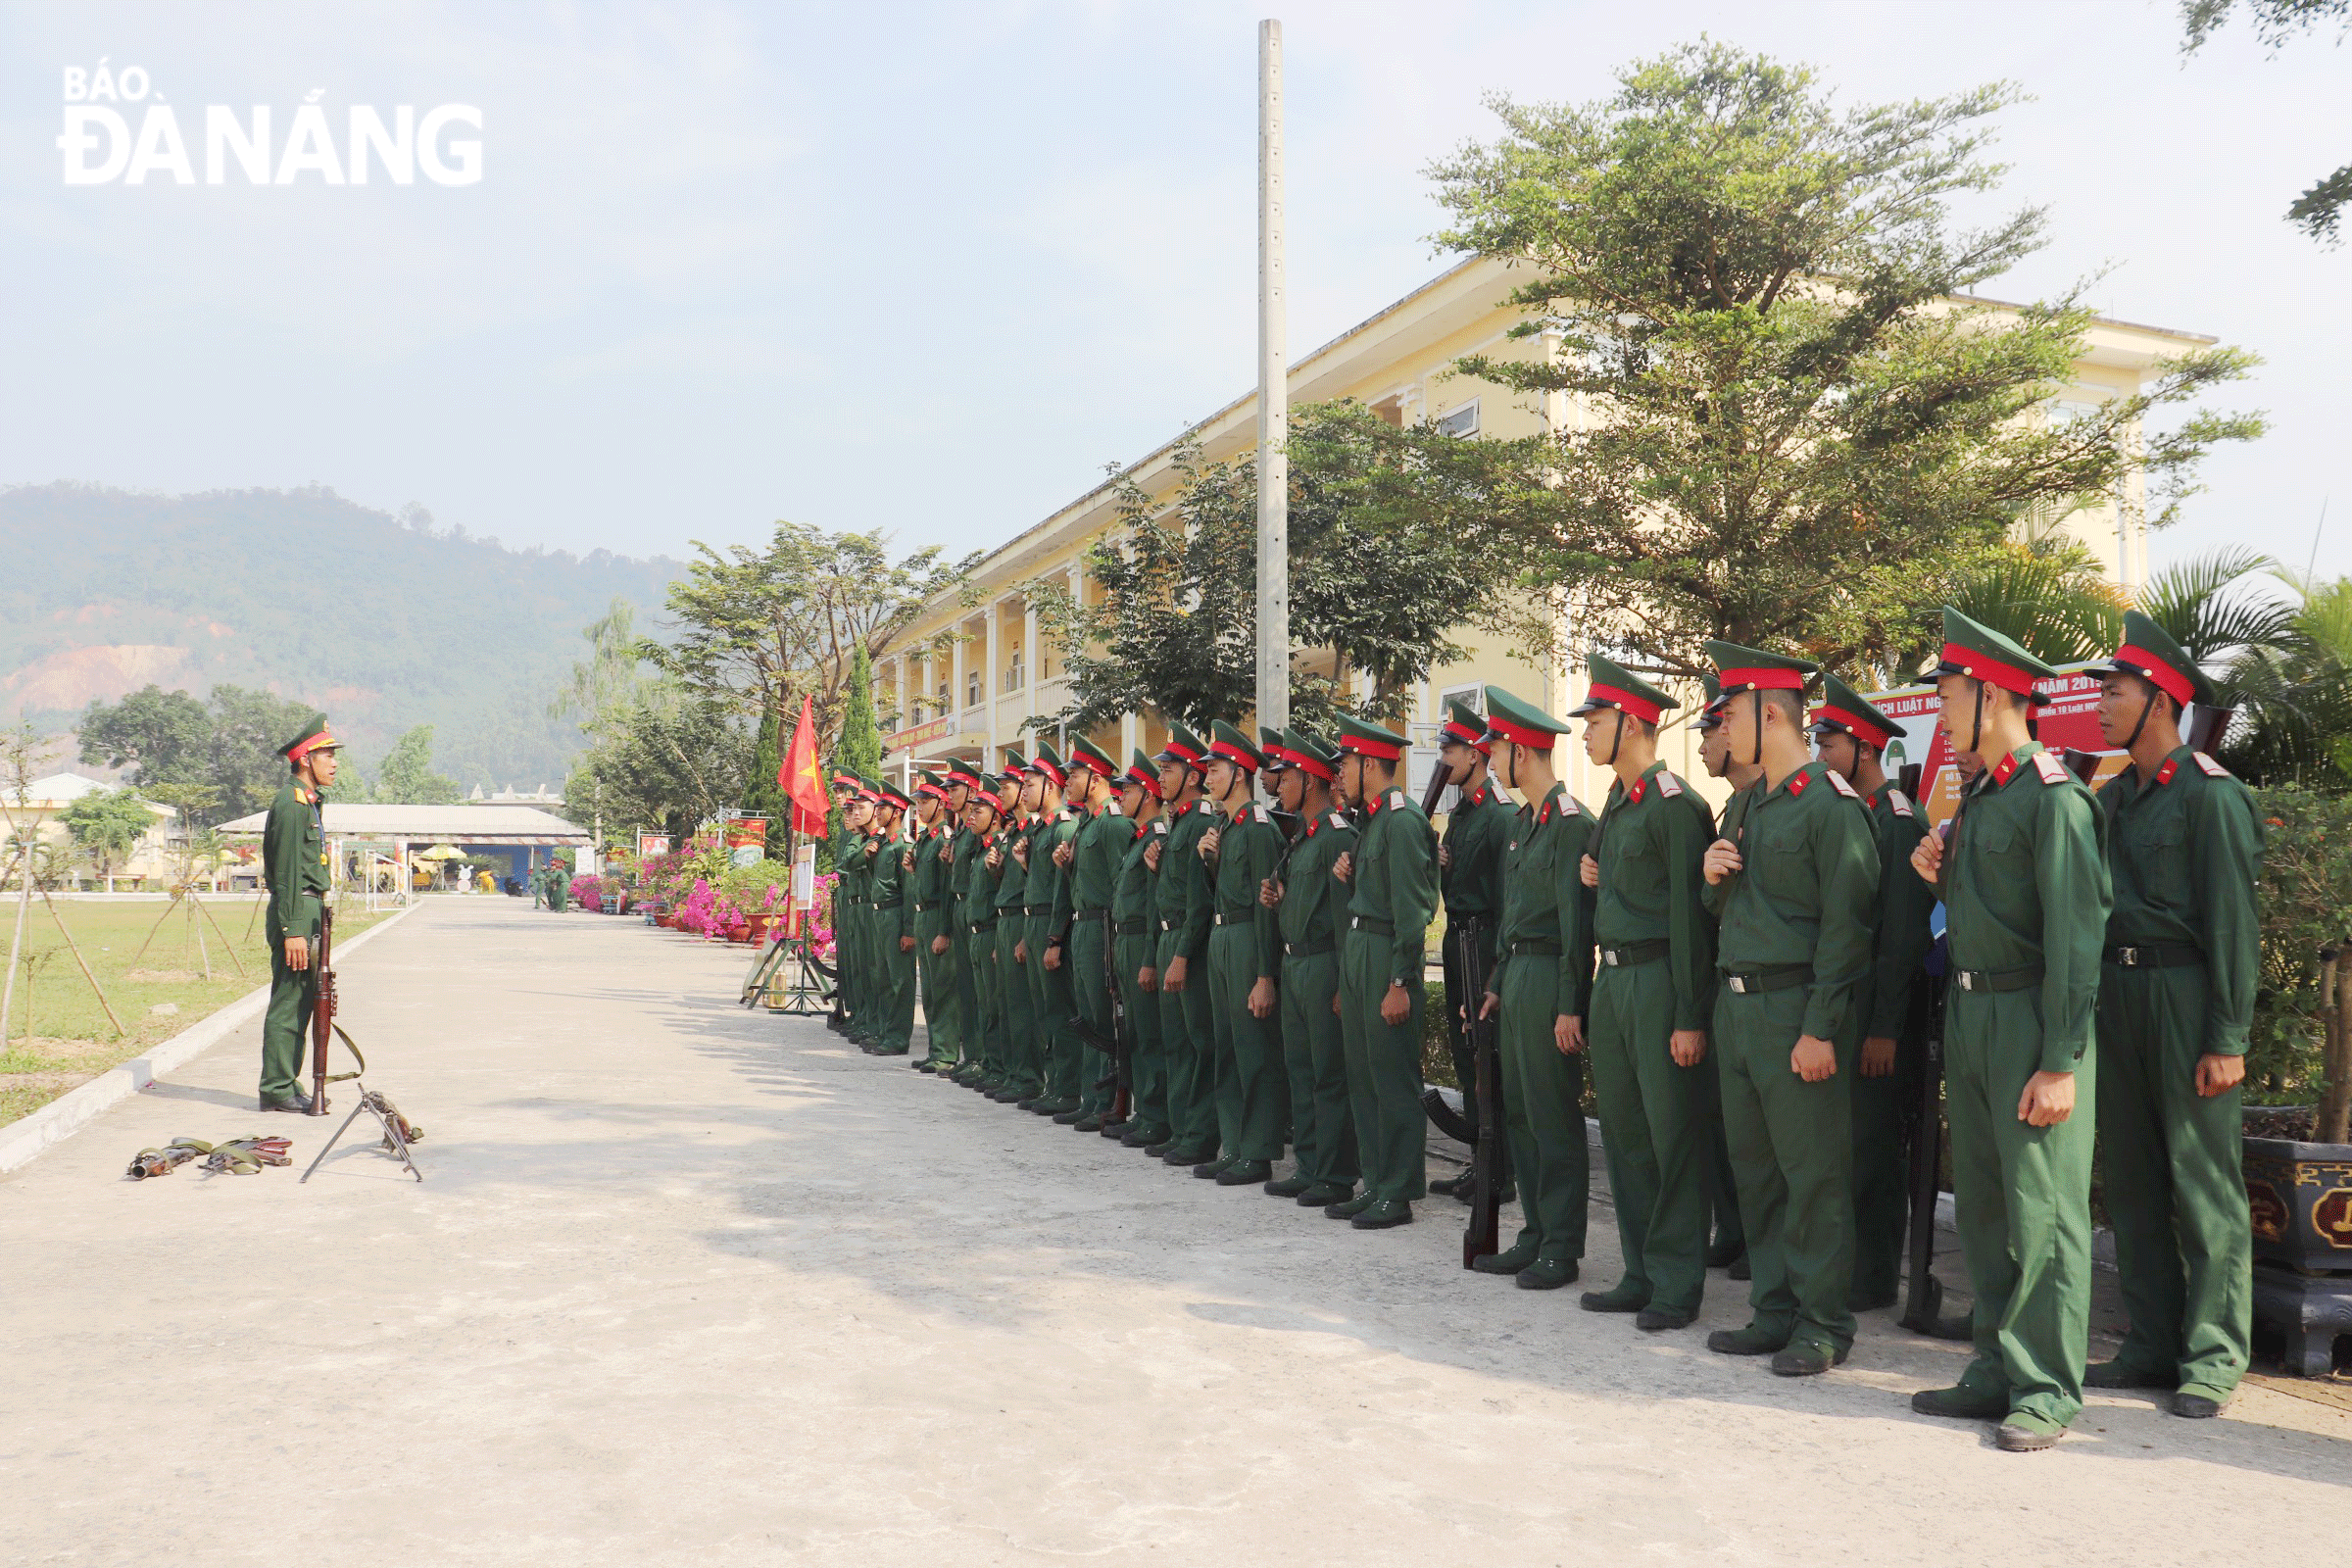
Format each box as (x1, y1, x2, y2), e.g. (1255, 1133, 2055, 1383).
(2221, 568, 2352, 787)
(1936, 539, 2126, 664)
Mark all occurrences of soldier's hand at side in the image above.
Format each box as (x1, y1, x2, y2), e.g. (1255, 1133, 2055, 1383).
(1044, 942, 1061, 971)
(1143, 841, 1163, 871)
(1578, 853, 1598, 889)
(1053, 840, 1073, 868)
(2195, 1053, 2245, 1098)
(1669, 1028, 1706, 1067)
(1248, 977, 1276, 1019)
(1703, 838, 1742, 885)
(1790, 1034, 1837, 1082)
(1380, 981, 1410, 1027)
(1258, 876, 1283, 907)
(900, 935, 915, 953)
(931, 934, 949, 956)
(1138, 965, 1157, 994)
(1438, 842, 1452, 869)
(2018, 1069, 2076, 1127)
(1164, 955, 1189, 993)
(1911, 831, 1944, 884)
(1478, 992, 1499, 1021)
(1332, 992, 1342, 1016)
(284, 934, 311, 971)
(1860, 1036, 1896, 1077)
(1332, 852, 1352, 885)
(1555, 1014, 1586, 1056)
(1013, 939, 1028, 964)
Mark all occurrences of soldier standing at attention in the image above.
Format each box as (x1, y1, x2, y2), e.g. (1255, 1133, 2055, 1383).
(864, 783, 917, 1056)
(259, 716, 342, 1113)
(1469, 687, 1597, 1290)
(1699, 644, 1879, 1375)
(1055, 736, 1127, 1132)
(2086, 612, 2262, 1419)
(1261, 729, 1360, 1207)
(1689, 679, 1752, 1279)
(1195, 721, 1290, 1187)
(1329, 713, 1438, 1232)
(1572, 657, 1717, 1329)
(1808, 675, 1935, 1312)
(1908, 608, 2111, 1452)
(1432, 698, 1516, 1205)
(909, 771, 960, 1073)
(1111, 751, 1170, 1148)
(958, 779, 1007, 1094)
(1152, 724, 1222, 1168)
(825, 771, 858, 1034)
(941, 764, 988, 1085)
(833, 782, 871, 1042)
(1022, 744, 1083, 1119)
(987, 760, 1041, 1103)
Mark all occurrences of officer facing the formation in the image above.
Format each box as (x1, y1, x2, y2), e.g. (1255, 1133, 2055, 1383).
(259, 716, 342, 1112)
(1433, 698, 1516, 1205)
(1908, 608, 2112, 1452)
(2086, 612, 2263, 1418)
(1700, 644, 1879, 1375)
(1152, 723, 1222, 1168)
(1573, 657, 1717, 1328)
(1808, 675, 1935, 1312)
(1111, 750, 1171, 1147)
(862, 783, 917, 1056)
(1687, 678, 1750, 1278)
(1471, 686, 1596, 1290)
(1261, 729, 1359, 1207)
(1196, 720, 1289, 1187)
(1331, 713, 1439, 1231)
(1056, 736, 1128, 1132)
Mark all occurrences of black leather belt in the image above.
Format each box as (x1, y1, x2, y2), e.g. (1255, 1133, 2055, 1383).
(1115, 917, 1149, 936)
(1349, 915, 1394, 935)
(1214, 910, 1254, 925)
(1953, 963, 2043, 993)
(1024, 903, 1053, 915)
(967, 919, 996, 934)
(1074, 907, 1111, 920)
(1722, 963, 1812, 996)
(1599, 939, 1670, 967)
(1284, 938, 1335, 957)
(1158, 917, 1178, 932)
(913, 900, 941, 912)
(2104, 944, 2202, 968)
(1511, 938, 1562, 957)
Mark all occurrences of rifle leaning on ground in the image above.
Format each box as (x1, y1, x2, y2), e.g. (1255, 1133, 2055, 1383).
(1454, 915, 1503, 1269)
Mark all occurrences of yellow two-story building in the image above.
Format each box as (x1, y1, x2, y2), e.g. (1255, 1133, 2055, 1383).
(872, 255, 2209, 811)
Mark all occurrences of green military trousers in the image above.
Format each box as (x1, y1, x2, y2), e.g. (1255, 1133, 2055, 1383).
(1945, 989, 2097, 1427)
(1159, 932, 1216, 1154)
(1498, 957, 1588, 1264)
(260, 903, 321, 1100)
(997, 922, 1041, 1096)
(1714, 984, 1856, 1350)
(1117, 928, 1168, 1136)
(1028, 911, 1078, 1103)
(834, 899, 861, 1032)
(1586, 959, 1709, 1315)
(952, 928, 983, 1068)
(2095, 964, 2251, 1396)
(1848, 1003, 1922, 1305)
(1068, 914, 1116, 1116)
(965, 924, 1000, 1076)
(1208, 921, 1287, 1162)
(1340, 925, 1428, 1204)
(1281, 949, 1357, 1190)
(1445, 925, 1512, 1188)
(876, 931, 916, 1054)
(917, 921, 961, 1067)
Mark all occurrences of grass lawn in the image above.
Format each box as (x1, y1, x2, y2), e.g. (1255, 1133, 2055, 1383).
(0, 894, 391, 1128)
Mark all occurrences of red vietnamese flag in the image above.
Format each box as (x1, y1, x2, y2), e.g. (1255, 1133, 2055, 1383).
(780, 694, 827, 836)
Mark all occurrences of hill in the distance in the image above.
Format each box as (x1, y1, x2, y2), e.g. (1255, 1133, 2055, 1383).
(0, 483, 681, 789)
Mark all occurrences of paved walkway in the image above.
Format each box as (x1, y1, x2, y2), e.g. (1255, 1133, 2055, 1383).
(2, 899, 2344, 1566)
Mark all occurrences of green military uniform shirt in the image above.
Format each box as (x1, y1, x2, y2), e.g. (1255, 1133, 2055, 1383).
(1441, 779, 1512, 929)
(2100, 747, 2262, 1053)
(1347, 787, 1438, 983)
(1714, 761, 1880, 1040)
(1592, 761, 1716, 1031)
(1490, 782, 1597, 1013)
(1861, 787, 1935, 1039)
(262, 779, 329, 930)
(1277, 808, 1355, 955)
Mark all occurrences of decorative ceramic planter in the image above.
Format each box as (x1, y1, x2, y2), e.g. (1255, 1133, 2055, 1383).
(2243, 1133, 2352, 1274)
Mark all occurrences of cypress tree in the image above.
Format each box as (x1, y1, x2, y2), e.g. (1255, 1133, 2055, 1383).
(740, 703, 786, 835)
(839, 645, 882, 778)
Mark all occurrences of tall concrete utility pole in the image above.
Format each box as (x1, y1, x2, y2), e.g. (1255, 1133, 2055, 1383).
(1253, 18, 1289, 731)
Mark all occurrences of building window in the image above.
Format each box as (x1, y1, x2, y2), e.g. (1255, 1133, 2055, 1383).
(1435, 399, 1479, 438)
(1004, 658, 1025, 694)
(966, 671, 982, 708)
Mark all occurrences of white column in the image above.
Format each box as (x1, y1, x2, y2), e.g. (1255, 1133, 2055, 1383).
(1254, 17, 1289, 733)
(984, 607, 1001, 757)
(951, 631, 967, 740)
(894, 655, 908, 743)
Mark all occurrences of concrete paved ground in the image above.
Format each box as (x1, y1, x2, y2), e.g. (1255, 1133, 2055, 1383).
(2, 899, 2344, 1566)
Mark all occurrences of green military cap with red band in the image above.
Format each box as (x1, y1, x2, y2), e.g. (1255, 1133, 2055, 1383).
(1571, 653, 1678, 723)
(1927, 607, 2059, 701)
(1481, 684, 1573, 747)
(1029, 741, 1069, 787)
(279, 714, 343, 761)
(1155, 720, 1208, 768)
(1268, 726, 1337, 780)
(1807, 674, 1901, 751)
(1207, 718, 1264, 773)
(1439, 697, 1492, 752)
(1334, 711, 1408, 760)
(1066, 734, 1118, 778)
(1123, 747, 1164, 798)
(1705, 639, 1820, 695)
(2088, 609, 2216, 709)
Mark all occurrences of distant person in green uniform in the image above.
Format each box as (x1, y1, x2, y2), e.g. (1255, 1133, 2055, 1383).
(2086, 612, 2262, 1419)
(1469, 686, 1596, 1290)
(1808, 675, 1936, 1313)
(1056, 736, 1128, 1131)
(1195, 721, 1289, 1186)
(1329, 713, 1438, 1231)
(1432, 698, 1516, 1205)
(1152, 724, 1222, 1167)
(1573, 657, 1717, 1330)
(836, 782, 877, 1044)
(1699, 643, 1879, 1376)
(1907, 608, 2111, 1453)
(826, 770, 860, 1033)
(863, 783, 915, 1055)
(547, 854, 570, 911)
(1112, 750, 1170, 1147)
(1021, 745, 1082, 1117)
(530, 861, 547, 908)
(1689, 680, 1751, 1280)
(1261, 729, 1359, 1205)
(259, 715, 342, 1112)
(909, 770, 961, 1073)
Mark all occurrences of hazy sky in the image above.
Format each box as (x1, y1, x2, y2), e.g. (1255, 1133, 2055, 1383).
(3, 0, 2346, 578)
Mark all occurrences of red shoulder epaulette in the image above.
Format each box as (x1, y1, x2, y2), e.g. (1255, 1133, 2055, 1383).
(2193, 752, 2230, 778)
(2033, 752, 2069, 785)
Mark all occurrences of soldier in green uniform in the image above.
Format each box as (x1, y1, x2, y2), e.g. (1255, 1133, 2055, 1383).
(957, 778, 1008, 1092)
(988, 759, 1042, 1103)
(1260, 729, 1360, 1206)
(940, 764, 988, 1084)
(1329, 713, 1438, 1231)
(1690, 677, 1752, 1278)
(907, 770, 958, 1072)
(1021, 744, 1083, 1118)
(1111, 751, 1170, 1146)
(1468, 686, 1597, 1289)
(1699, 643, 1879, 1374)
(1907, 608, 2111, 1452)
(1808, 675, 1935, 1312)
(259, 716, 343, 1112)
(862, 783, 917, 1056)
(832, 780, 872, 1041)
(2086, 612, 2262, 1418)
(1573, 657, 1717, 1328)
(825, 770, 860, 1034)
(1054, 736, 1127, 1131)
(1194, 721, 1289, 1186)
(547, 854, 570, 912)
(1152, 724, 1222, 1167)
(1432, 698, 1517, 1205)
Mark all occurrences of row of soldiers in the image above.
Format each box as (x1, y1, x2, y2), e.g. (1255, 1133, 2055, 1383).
(821, 606, 2262, 1455)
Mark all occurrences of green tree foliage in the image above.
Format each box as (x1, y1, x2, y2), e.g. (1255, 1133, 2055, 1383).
(2246, 785, 2352, 1137)
(76, 683, 324, 824)
(740, 706, 786, 826)
(2182, 0, 2352, 242)
(373, 725, 464, 805)
(1424, 41, 2264, 682)
(554, 601, 751, 840)
(838, 645, 882, 778)
(58, 788, 155, 877)
(1033, 403, 1506, 733)
(2222, 569, 2352, 788)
